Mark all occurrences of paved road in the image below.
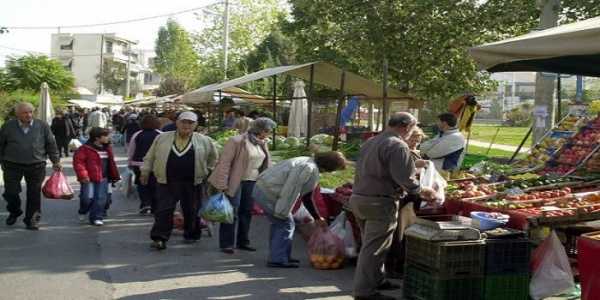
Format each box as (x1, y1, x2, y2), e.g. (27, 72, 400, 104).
(0, 146, 402, 300)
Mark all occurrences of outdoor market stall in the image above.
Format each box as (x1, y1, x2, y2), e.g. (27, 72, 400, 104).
(182, 61, 423, 150)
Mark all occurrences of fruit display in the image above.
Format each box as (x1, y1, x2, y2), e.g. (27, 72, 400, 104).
(502, 175, 572, 190)
(449, 170, 477, 180)
(469, 161, 513, 175)
(504, 187, 573, 202)
(573, 127, 600, 147)
(557, 116, 581, 131)
(447, 180, 497, 200)
(556, 145, 596, 165)
(586, 152, 600, 172)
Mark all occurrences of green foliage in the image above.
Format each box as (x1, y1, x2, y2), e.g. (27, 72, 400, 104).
(155, 19, 200, 90)
(320, 164, 355, 188)
(2, 54, 75, 94)
(156, 76, 187, 97)
(96, 60, 126, 95)
(283, 0, 543, 117)
(193, 0, 288, 85)
(0, 89, 39, 121)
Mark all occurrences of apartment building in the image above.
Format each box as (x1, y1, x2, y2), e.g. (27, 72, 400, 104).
(50, 33, 160, 97)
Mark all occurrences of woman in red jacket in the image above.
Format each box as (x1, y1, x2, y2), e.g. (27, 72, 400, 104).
(73, 127, 120, 226)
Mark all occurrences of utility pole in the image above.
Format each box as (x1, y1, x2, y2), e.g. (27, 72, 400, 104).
(223, 0, 230, 80)
(532, 0, 560, 144)
(125, 44, 131, 98)
(99, 34, 104, 94)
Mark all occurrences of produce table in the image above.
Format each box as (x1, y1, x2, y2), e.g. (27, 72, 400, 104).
(444, 198, 531, 230)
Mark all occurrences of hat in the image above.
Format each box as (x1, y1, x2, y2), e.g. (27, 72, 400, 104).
(178, 111, 198, 122)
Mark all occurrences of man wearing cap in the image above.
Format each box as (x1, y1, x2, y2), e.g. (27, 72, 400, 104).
(140, 111, 218, 250)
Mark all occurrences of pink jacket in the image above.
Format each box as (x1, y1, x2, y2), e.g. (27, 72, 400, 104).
(208, 134, 270, 197)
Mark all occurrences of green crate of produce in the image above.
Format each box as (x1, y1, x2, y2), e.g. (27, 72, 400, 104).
(483, 273, 529, 300)
(403, 263, 483, 300)
(485, 238, 531, 275)
(406, 236, 485, 278)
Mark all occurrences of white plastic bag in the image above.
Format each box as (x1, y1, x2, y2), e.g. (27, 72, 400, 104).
(68, 139, 82, 151)
(293, 204, 314, 225)
(329, 212, 358, 258)
(419, 161, 447, 206)
(530, 231, 575, 300)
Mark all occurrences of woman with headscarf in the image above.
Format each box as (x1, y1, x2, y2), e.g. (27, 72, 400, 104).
(209, 118, 276, 254)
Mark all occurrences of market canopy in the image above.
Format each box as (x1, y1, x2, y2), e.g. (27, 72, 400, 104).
(470, 16, 600, 76)
(68, 99, 106, 109)
(183, 62, 423, 108)
(182, 86, 270, 105)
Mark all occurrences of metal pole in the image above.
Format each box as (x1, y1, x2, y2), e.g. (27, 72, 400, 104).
(557, 74, 562, 123)
(510, 125, 534, 163)
(382, 58, 389, 127)
(272, 75, 277, 150)
(98, 34, 104, 94)
(218, 89, 223, 128)
(223, 0, 230, 80)
(306, 64, 315, 148)
(333, 70, 346, 151)
(125, 44, 131, 98)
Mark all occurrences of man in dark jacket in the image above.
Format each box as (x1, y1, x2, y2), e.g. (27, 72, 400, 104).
(51, 110, 76, 157)
(0, 102, 62, 230)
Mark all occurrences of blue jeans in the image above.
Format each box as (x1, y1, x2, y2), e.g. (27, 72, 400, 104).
(219, 181, 256, 249)
(265, 212, 295, 264)
(78, 180, 109, 223)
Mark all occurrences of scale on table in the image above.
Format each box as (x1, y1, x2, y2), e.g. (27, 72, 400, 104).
(405, 215, 482, 241)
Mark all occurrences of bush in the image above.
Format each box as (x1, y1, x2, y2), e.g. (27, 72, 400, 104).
(505, 105, 532, 127)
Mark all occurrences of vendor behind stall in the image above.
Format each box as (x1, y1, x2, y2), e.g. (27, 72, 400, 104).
(420, 113, 466, 176)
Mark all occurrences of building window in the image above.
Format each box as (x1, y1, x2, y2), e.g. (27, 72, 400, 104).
(60, 40, 73, 50)
(105, 41, 113, 54)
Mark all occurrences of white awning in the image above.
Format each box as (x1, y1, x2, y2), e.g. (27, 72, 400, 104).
(68, 99, 106, 109)
(183, 62, 423, 108)
(470, 16, 600, 76)
(182, 86, 270, 105)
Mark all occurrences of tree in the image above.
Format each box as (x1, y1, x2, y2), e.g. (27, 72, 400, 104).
(3, 54, 75, 94)
(156, 76, 187, 97)
(96, 60, 127, 95)
(193, 0, 288, 85)
(155, 20, 199, 90)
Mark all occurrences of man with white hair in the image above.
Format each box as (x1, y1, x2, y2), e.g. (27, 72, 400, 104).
(350, 112, 436, 300)
(0, 102, 61, 230)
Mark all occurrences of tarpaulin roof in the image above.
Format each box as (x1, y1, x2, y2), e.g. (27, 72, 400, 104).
(182, 86, 270, 105)
(470, 16, 600, 76)
(183, 62, 423, 108)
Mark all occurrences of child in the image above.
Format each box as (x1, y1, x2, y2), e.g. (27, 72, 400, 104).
(73, 127, 120, 226)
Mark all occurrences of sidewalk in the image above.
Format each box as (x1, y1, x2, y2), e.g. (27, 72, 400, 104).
(468, 139, 530, 153)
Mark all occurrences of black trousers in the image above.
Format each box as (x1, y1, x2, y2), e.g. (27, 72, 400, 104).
(132, 167, 157, 210)
(2, 162, 46, 223)
(150, 182, 204, 242)
(55, 137, 69, 157)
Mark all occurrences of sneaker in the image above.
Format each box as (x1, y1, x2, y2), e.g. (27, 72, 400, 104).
(78, 214, 87, 223)
(139, 207, 151, 215)
(151, 240, 167, 250)
(93, 220, 104, 226)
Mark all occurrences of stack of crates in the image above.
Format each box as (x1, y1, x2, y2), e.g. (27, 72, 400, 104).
(483, 237, 531, 300)
(403, 236, 486, 300)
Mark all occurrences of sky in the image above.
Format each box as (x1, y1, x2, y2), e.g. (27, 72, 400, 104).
(0, 0, 222, 66)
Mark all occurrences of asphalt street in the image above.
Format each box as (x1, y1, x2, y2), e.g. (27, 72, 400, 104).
(0, 146, 403, 300)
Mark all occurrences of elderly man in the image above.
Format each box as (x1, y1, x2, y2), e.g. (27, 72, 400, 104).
(350, 112, 436, 300)
(0, 102, 61, 230)
(141, 111, 218, 250)
(420, 112, 466, 174)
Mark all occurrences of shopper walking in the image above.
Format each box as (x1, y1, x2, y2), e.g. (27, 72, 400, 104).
(141, 111, 218, 250)
(252, 152, 347, 268)
(209, 118, 276, 254)
(0, 102, 61, 230)
(122, 114, 141, 148)
(128, 115, 162, 214)
(87, 107, 108, 132)
(73, 127, 120, 226)
(51, 110, 76, 157)
(350, 112, 436, 300)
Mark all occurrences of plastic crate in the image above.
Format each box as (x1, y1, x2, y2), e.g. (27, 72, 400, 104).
(485, 238, 531, 275)
(403, 263, 483, 300)
(406, 236, 485, 278)
(483, 273, 530, 300)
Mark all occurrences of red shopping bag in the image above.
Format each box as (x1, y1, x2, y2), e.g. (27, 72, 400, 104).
(307, 227, 345, 270)
(42, 171, 74, 200)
